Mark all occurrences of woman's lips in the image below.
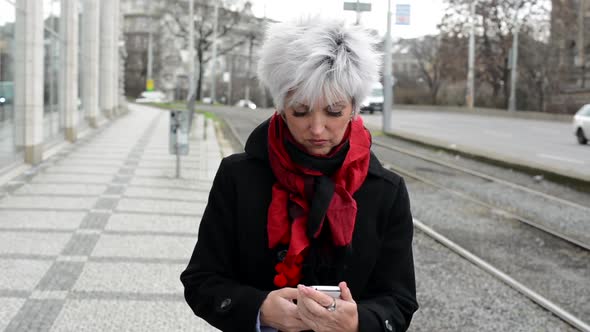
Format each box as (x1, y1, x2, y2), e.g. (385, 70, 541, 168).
(309, 139, 328, 146)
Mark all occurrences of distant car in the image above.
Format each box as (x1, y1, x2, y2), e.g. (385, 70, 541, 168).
(201, 97, 213, 104)
(360, 82, 384, 114)
(573, 105, 590, 145)
(135, 90, 167, 103)
(235, 99, 257, 110)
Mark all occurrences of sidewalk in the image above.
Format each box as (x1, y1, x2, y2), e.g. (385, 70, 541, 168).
(0, 104, 220, 331)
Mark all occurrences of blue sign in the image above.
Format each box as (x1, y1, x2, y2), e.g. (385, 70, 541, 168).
(396, 4, 411, 25)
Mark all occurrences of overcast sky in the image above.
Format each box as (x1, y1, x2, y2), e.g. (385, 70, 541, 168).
(249, 0, 445, 39)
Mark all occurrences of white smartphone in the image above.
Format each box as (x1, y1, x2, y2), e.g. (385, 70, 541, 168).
(311, 285, 341, 298)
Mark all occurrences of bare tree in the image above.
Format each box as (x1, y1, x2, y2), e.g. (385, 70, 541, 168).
(159, 0, 256, 100)
(439, 0, 548, 109)
(408, 36, 443, 104)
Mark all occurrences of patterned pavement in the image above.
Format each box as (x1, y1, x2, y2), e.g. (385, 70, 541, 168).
(0, 104, 220, 331)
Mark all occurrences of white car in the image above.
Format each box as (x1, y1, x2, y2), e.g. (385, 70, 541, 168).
(235, 99, 257, 110)
(360, 82, 384, 114)
(573, 105, 590, 145)
(135, 91, 167, 103)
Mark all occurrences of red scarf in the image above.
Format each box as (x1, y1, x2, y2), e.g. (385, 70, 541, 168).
(267, 112, 371, 287)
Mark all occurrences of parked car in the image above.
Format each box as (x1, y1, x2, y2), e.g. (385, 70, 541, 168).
(235, 99, 257, 110)
(360, 82, 384, 114)
(135, 90, 167, 103)
(201, 97, 213, 104)
(573, 105, 590, 145)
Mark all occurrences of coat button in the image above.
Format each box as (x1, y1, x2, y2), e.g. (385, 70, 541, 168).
(220, 298, 232, 310)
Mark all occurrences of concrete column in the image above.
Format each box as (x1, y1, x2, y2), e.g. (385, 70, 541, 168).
(82, 0, 100, 128)
(100, 0, 115, 118)
(61, 0, 79, 142)
(112, 0, 120, 116)
(14, 0, 44, 164)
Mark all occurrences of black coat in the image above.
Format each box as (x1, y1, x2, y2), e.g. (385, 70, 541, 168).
(181, 120, 418, 331)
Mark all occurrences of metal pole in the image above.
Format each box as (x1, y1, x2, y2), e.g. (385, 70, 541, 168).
(383, 0, 393, 133)
(508, 23, 519, 112)
(147, 29, 153, 85)
(356, 0, 360, 25)
(245, 36, 253, 100)
(188, 0, 195, 100)
(210, 0, 219, 102)
(466, 2, 475, 109)
(176, 130, 181, 178)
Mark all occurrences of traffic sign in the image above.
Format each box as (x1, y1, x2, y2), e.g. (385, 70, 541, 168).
(396, 4, 411, 25)
(343, 2, 372, 11)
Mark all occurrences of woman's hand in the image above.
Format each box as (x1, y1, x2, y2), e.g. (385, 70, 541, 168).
(296, 281, 359, 332)
(260, 287, 310, 332)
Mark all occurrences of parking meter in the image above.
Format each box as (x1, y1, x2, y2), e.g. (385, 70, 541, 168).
(170, 110, 191, 178)
(170, 110, 190, 155)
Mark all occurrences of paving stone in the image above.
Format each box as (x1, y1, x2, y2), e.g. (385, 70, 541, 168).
(93, 198, 119, 210)
(91, 234, 195, 260)
(3, 299, 64, 332)
(129, 177, 212, 190)
(57, 159, 123, 167)
(68, 152, 128, 159)
(0, 298, 26, 331)
(51, 299, 218, 332)
(36, 262, 85, 291)
(112, 175, 132, 184)
(0, 259, 53, 291)
(0, 233, 72, 256)
(13, 184, 107, 196)
(116, 198, 205, 215)
(105, 214, 199, 234)
(0, 211, 85, 230)
(123, 187, 208, 201)
(0, 106, 224, 331)
(104, 185, 125, 195)
(0, 182, 24, 194)
(43, 166, 120, 175)
(0, 196, 97, 210)
(30, 173, 114, 184)
(79, 213, 110, 230)
(73, 262, 185, 294)
(61, 234, 101, 256)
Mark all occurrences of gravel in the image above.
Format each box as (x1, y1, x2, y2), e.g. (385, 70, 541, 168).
(209, 107, 586, 331)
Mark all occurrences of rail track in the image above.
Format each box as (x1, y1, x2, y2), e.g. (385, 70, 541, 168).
(216, 109, 590, 332)
(373, 140, 590, 251)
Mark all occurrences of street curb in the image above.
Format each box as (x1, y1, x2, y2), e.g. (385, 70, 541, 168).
(391, 105, 573, 122)
(384, 130, 590, 190)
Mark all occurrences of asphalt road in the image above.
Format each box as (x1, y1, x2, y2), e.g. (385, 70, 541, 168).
(200, 104, 583, 331)
(361, 110, 590, 182)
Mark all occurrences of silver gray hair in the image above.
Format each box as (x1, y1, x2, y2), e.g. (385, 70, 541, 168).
(257, 18, 382, 113)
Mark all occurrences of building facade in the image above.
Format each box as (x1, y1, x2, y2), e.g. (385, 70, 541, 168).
(0, 0, 124, 169)
(121, 0, 268, 106)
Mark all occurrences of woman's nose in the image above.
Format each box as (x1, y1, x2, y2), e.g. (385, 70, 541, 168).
(308, 112, 326, 136)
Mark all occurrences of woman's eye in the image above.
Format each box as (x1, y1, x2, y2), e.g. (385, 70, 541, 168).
(292, 105, 309, 117)
(326, 106, 343, 117)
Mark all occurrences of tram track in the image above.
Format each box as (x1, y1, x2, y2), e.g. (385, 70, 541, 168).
(373, 140, 590, 250)
(372, 142, 589, 331)
(207, 106, 589, 331)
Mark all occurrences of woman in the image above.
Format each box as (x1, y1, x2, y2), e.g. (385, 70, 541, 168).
(181, 18, 418, 332)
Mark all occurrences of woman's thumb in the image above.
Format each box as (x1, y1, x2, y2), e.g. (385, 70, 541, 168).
(339, 281, 354, 302)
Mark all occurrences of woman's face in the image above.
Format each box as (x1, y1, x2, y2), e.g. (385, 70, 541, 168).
(282, 98, 353, 156)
